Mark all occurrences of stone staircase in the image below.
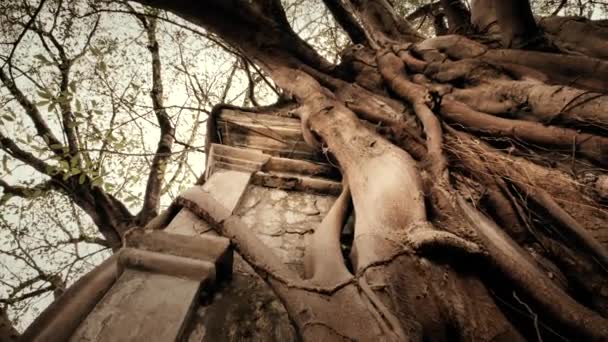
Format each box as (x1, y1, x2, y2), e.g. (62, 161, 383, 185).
(22, 105, 340, 341)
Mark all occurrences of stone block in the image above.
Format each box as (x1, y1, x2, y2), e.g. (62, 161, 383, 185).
(70, 269, 205, 342)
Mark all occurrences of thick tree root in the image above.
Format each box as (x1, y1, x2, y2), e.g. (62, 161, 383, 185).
(304, 183, 353, 285)
(405, 228, 483, 256)
(376, 49, 448, 180)
(440, 99, 608, 166)
(458, 196, 608, 340)
(518, 184, 608, 267)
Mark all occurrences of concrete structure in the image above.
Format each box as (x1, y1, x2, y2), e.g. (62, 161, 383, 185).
(22, 105, 340, 341)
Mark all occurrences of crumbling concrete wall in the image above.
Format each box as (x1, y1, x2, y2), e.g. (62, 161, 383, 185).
(186, 185, 336, 341)
(237, 185, 335, 274)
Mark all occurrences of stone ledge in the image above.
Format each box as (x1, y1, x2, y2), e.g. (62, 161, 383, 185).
(125, 230, 232, 282)
(117, 248, 216, 282)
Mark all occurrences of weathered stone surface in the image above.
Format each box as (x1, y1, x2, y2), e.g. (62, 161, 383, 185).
(70, 269, 206, 342)
(184, 185, 336, 341)
(206, 143, 341, 195)
(167, 208, 212, 236)
(57, 210, 233, 341)
(199, 169, 252, 211)
(216, 110, 323, 162)
(117, 248, 216, 282)
(125, 230, 232, 281)
(184, 256, 297, 342)
(21, 256, 119, 342)
(236, 185, 335, 271)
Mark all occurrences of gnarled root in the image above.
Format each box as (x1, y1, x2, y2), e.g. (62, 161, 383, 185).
(458, 196, 608, 340)
(304, 183, 353, 285)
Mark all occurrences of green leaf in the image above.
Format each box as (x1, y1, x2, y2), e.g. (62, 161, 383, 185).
(34, 54, 50, 64)
(70, 167, 81, 175)
(37, 90, 53, 99)
(70, 154, 80, 167)
(91, 177, 103, 188)
(79, 173, 86, 184)
(2, 114, 14, 122)
(45, 165, 58, 175)
(98, 61, 107, 73)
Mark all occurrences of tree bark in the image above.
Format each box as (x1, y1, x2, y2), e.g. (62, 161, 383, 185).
(440, 0, 471, 33)
(0, 307, 19, 342)
(493, 0, 540, 47)
(133, 11, 175, 225)
(470, 0, 499, 36)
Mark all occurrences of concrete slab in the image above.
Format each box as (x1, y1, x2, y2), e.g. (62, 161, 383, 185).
(70, 269, 206, 342)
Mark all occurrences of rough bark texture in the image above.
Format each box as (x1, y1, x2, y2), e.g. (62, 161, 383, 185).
(442, 0, 470, 30)
(110, 0, 608, 340)
(0, 307, 19, 342)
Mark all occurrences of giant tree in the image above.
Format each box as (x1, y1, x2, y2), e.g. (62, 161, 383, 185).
(127, 0, 608, 341)
(2, 0, 608, 340)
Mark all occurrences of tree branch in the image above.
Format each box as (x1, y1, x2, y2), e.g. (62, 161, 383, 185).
(552, 0, 568, 16)
(29, 19, 99, 159)
(0, 68, 65, 157)
(36, 27, 79, 157)
(0, 179, 54, 205)
(242, 58, 261, 107)
(0, 132, 53, 175)
(321, 0, 368, 45)
(406, 2, 441, 22)
(432, 12, 448, 36)
(61, 235, 110, 248)
(0, 286, 54, 305)
(133, 11, 175, 224)
(220, 59, 238, 103)
(73, 15, 101, 61)
(440, 0, 471, 33)
(343, 0, 424, 46)
(131, 0, 333, 74)
(0, 306, 19, 342)
(0, 137, 130, 249)
(493, 0, 541, 48)
(1, 0, 47, 70)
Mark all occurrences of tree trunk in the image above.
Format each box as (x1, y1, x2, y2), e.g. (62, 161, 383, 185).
(0, 307, 19, 342)
(135, 0, 608, 340)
